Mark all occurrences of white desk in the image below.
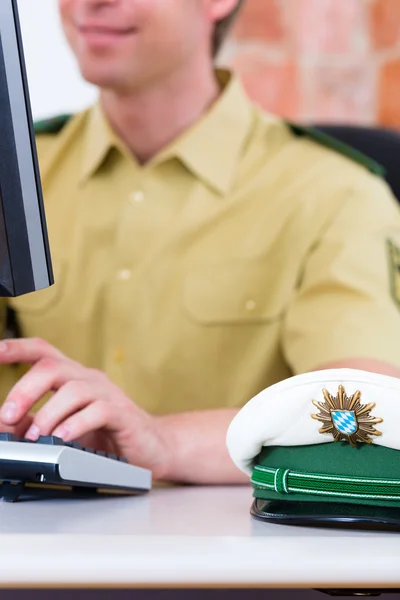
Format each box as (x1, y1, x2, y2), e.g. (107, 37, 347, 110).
(0, 485, 398, 589)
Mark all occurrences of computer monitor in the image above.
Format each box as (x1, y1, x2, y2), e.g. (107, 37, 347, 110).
(0, 0, 54, 297)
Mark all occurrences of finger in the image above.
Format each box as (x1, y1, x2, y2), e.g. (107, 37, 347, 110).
(0, 338, 64, 365)
(0, 414, 34, 438)
(24, 380, 99, 440)
(51, 401, 111, 442)
(1, 358, 86, 425)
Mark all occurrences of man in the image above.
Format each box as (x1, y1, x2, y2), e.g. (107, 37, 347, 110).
(0, 0, 399, 484)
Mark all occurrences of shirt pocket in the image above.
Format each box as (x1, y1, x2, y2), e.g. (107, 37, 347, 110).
(182, 258, 289, 325)
(8, 261, 65, 316)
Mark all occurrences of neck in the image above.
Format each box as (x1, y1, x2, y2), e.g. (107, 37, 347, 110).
(100, 60, 220, 164)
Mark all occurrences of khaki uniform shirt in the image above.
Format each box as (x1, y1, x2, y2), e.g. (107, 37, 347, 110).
(2, 70, 400, 415)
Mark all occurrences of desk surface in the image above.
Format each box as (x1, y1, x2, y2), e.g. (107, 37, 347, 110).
(0, 485, 399, 588)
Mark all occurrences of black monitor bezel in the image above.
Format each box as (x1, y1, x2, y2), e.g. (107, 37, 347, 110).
(0, 0, 54, 297)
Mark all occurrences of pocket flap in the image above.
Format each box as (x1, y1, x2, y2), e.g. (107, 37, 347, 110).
(183, 259, 287, 324)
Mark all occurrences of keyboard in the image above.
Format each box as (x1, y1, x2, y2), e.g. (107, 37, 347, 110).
(0, 433, 152, 502)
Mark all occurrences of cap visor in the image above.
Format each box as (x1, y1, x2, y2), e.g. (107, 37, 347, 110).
(251, 498, 400, 531)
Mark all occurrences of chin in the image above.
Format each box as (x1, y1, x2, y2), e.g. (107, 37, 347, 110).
(78, 64, 120, 89)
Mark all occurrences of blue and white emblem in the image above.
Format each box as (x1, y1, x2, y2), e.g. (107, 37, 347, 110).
(331, 410, 357, 435)
(312, 385, 383, 446)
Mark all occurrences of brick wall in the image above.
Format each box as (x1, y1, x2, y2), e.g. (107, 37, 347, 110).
(220, 0, 400, 127)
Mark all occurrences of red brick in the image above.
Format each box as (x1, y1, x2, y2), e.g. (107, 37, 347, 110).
(378, 60, 400, 127)
(291, 0, 363, 54)
(232, 0, 285, 44)
(311, 64, 374, 124)
(224, 0, 400, 126)
(370, 0, 400, 50)
(233, 53, 301, 119)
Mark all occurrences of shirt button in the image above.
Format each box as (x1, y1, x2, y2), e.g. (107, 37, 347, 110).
(117, 269, 132, 281)
(130, 190, 145, 204)
(245, 299, 257, 312)
(112, 348, 125, 364)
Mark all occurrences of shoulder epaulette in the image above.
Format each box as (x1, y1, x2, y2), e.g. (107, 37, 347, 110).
(34, 114, 72, 135)
(287, 122, 386, 177)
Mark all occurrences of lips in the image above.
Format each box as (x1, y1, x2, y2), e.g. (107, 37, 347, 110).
(77, 24, 137, 47)
(80, 25, 136, 35)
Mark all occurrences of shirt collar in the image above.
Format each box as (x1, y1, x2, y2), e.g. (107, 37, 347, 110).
(80, 101, 119, 183)
(80, 69, 268, 194)
(157, 69, 256, 195)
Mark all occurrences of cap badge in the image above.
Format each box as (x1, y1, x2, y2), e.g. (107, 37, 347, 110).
(312, 385, 383, 446)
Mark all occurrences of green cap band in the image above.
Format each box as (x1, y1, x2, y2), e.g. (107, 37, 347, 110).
(252, 464, 400, 501)
(253, 443, 400, 508)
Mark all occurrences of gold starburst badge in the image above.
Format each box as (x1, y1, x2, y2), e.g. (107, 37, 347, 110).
(311, 385, 383, 446)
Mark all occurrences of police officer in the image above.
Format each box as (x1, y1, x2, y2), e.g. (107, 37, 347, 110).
(0, 0, 399, 484)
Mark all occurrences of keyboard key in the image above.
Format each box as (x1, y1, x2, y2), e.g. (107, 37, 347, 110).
(107, 453, 118, 461)
(64, 441, 83, 450)
(96, 450, 107, 457)
(118, 456, 129, 464)
(83, 447, 95, 453)
(36, 436, 65, 445)
(0, 433, 18, 442)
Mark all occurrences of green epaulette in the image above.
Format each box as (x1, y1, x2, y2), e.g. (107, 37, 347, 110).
(33, 114, 72, 135)
(287, 122, 386, 177)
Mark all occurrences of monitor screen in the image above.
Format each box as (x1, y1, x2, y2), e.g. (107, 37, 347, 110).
(0, 0, 54, 297)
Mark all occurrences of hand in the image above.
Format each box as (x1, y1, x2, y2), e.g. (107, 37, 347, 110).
(0, 338, 169, 478)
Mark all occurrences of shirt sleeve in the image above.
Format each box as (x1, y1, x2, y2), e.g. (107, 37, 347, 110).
(282, 173, 400, 374)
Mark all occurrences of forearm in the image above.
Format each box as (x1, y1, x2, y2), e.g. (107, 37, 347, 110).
(155, 408, 249, 485)
(149, 360, 400, 484)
